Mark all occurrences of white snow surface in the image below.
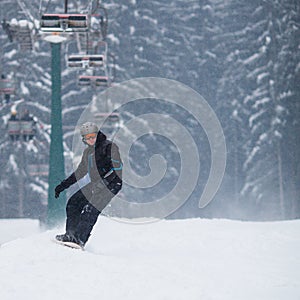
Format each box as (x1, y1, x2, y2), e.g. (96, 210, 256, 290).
(0, 217, 299, 300)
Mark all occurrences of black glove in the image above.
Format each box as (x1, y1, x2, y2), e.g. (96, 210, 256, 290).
(55, 184, 65, 199)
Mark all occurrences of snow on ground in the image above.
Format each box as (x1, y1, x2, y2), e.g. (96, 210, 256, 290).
(0, 218, 40, 245)
(0, 217, 299, 300)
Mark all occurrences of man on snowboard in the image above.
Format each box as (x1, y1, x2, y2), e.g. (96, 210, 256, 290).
(54, 122, 122, 248)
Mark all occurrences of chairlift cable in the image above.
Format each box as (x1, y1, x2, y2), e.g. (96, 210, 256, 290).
(39, 0, 52, 17)
(38, 0, 43, 16)
(108, 53, 116, 81)
(98, 4, 108, 40)
(64, 0, 68, 13)
(16, 0, 35, 24)
(93, 0, 100, 14)
(87, 0, 100, 15)
(76, 0, 93, 14)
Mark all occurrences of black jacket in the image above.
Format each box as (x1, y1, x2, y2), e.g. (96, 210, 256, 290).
(60, 131, 122, 195)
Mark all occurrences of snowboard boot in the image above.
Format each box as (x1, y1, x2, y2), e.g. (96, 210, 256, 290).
(55, 233, 69, 242)
(55, 233, 85, 248)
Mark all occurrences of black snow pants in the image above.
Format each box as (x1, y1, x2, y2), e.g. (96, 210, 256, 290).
(65, 183, 112, 244)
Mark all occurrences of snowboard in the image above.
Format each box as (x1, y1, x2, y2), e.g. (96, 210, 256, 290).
(52, 239, 84, 251)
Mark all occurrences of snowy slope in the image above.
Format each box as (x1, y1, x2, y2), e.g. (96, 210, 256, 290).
(0, 217, 299, 300)
(0, 218, 40, 244)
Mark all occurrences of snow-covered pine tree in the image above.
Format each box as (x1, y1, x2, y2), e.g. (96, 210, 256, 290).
(215, 0, 299, 219)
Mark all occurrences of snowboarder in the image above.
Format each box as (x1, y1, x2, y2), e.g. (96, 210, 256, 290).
(54, 122, 122, 248)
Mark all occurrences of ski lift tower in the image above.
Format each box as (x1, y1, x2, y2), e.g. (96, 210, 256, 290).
(43, 33, 67, 228)
(40, 0, 90, 228)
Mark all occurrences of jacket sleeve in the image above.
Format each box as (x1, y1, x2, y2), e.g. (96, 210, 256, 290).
(103, 143, 123, 195)
(59, 150, 88, 189)
(106, 143, 122, 181)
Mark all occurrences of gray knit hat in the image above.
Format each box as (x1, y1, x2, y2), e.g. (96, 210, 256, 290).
(79, 122, 99, 136)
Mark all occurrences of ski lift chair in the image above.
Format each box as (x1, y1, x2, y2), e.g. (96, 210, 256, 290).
(7, 120, 21, 140)
(6, 18, 19, 42)
(0, 79, 15, 95)
(77, 75, 92, 86)
(40, 14, 89, 32)
(89, 55, 105, 68)
(20, 120, 35, 140)
(18, 20, 33, 51)
(95, 76, 109, 87)
(78, 75, 109, 87)
(94, 112, 120, 130)
(28, 164, 49, 177)
(67, 54, 104, 69)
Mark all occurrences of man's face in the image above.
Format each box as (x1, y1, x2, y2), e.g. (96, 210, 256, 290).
(84, 133, 97, 146)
